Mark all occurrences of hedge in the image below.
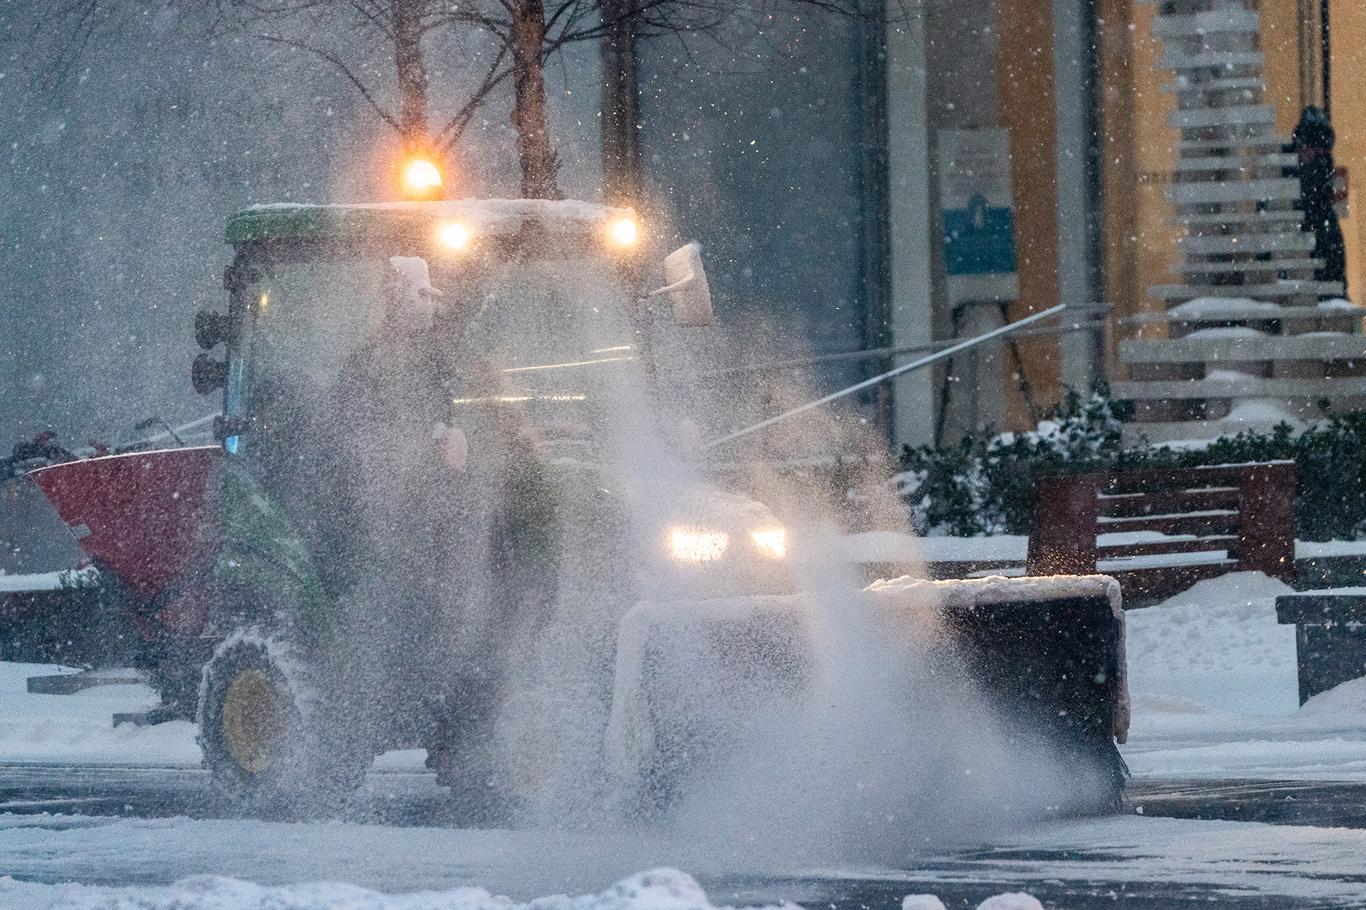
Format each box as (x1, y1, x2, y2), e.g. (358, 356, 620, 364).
(897, 384, 1366, 541)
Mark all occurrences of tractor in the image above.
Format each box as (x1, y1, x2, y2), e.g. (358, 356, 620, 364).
(18, 196, 1130, 821)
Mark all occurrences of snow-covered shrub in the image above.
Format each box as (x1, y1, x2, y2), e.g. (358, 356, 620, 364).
(898, 385, 1128, 535)
(898, 386, 1366, 541)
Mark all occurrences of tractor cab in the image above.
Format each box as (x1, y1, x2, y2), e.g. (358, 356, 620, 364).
(193, 200, 713, 470)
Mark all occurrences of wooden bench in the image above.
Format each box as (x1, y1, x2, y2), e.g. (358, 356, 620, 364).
(1027, 462, 1296, 601)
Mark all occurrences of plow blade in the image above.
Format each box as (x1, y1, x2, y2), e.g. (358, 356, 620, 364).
(608, 575, 1127, 815)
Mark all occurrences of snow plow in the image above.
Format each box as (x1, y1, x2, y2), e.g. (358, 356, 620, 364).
(15, 195, 1129, 819)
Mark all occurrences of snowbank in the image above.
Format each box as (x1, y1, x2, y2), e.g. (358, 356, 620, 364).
(1121, 572, 1366, 779)
(0, 567, 99, 594)
(0, 868, 790, 910)
(1123, 571, 1297, 716)
(974, 896, 1042, 910)
(0, 662, 199, 767)
(1, 811, 1362, 906)
(0, 866, 1037, 910)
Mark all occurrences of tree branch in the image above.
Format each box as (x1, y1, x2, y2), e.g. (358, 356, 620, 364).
(253, 32, 400, 131)
(437, 50, 513, 148)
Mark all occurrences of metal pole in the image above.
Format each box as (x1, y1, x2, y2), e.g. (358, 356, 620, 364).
(701, 304, 1067, 450)
(704, 311, 1108, 375)
(1322, 0, 1332, 117)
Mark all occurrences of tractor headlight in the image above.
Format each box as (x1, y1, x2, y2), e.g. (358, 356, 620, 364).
(436, 221, 472, 252)
(608, 216, 640, 247)
(668, 526, 728, 562)
(750, 527, 787, 560)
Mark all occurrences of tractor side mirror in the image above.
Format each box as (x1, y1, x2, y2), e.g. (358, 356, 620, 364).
(195, 309, 234, 350)
(191, 353, 228, 395)
(654, 243, 714, 327)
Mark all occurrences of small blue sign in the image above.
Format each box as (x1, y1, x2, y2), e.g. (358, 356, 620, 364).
(943, 193, 1017, 276)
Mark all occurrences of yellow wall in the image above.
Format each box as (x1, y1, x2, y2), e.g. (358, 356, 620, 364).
(1260, 0, 1306, 133)
(997, 0, 1063, 426)
(1331, 0, 1366, 299)
(1096, 0, 1179, 367)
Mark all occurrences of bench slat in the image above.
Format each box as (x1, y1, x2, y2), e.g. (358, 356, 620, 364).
(1097, 512, 1241, 536)
(1028, 462, 1296, 600)
(1098, 489, 1242, 517)
(1099, 466, 1249, 493)
(1097, 536, 1239, 559)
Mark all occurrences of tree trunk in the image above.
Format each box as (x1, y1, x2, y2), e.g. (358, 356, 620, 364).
(392, 0, 430, 149)
(510, 0, 561, 198)
(600, 0, 641, 207)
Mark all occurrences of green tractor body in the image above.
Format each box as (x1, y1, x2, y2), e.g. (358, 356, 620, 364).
(21, 198, 1130, 822)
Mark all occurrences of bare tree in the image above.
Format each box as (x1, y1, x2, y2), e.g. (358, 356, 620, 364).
(25, 0, 890, 199)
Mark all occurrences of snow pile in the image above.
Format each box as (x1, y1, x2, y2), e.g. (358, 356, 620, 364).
(1300, 675, 1366, 718)
(974, 896, 1042, 910)
(0, 868, 1036, 910)
(1120, 572, 1366, 779)
(1220, 399, 1303, 428)
(1124, 571, 1296, 716)
(0, 662, 199, 766)
(900, 897, 946, 910)
(3, 869, 760, 910)
(1170, 296, 1280, 319)
(0, 566, 99, 593)
(866, 572, 1120, 613)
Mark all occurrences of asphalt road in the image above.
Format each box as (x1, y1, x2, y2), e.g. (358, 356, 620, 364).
(3, 765, 1366, 908)
(5, 763, 1364, 831)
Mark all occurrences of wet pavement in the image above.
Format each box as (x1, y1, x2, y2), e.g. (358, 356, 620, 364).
(3, 765, 1366, 908)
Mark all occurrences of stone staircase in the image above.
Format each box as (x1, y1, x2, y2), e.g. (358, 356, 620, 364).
(1115, 0, 1359, 444)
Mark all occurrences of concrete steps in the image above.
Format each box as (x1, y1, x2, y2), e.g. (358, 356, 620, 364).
(1123, 0, 1351, 441)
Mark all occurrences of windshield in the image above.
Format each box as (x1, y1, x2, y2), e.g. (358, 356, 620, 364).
(434, 257, 642, 452)
(232, 252, 643, 461)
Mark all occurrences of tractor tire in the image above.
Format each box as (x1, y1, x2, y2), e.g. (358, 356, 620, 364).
(197, 628, 369, 816)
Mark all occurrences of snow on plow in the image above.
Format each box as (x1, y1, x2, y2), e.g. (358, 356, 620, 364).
(609, 575, 1128, 816)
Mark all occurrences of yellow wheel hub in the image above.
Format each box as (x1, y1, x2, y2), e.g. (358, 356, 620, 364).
(222, 669, 286, 774)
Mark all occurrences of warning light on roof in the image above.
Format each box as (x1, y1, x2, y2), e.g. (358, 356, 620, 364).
(609, 217, 639, 247)
(436, 221, 472, 252)
(401, 157, 443, 198)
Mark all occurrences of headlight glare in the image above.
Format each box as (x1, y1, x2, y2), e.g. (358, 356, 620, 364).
(668, 526, 728, 562)
(751, 527, 787, 559)
(436, 221, 472, 251)
(609, 216, 640, 246)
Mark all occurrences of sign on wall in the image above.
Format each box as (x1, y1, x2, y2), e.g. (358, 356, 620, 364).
(938, 128, 1019, 301)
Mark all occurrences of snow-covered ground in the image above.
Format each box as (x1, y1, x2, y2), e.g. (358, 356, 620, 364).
(0, 663, 198, 767)
(1122, 571, 1366, 781)
(0, 661, 428, 771)
(3, 810, 1366, 907)
(8, 559, 1366, 905)
(2, 565, 1363, 779)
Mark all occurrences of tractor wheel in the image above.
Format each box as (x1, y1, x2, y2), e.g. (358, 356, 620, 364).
(197, 629, 368, 816)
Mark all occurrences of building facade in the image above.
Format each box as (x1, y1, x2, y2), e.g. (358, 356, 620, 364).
(1, 0, 1352, 453)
